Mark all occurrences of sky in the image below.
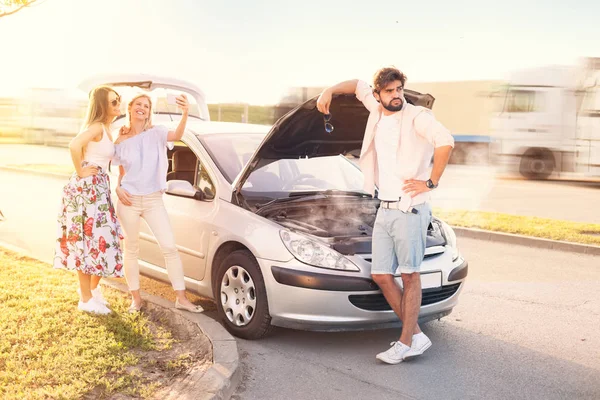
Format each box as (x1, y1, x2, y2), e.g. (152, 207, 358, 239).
(1, 0, 599, 104)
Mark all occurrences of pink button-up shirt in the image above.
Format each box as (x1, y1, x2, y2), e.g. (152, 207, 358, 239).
(355, 80, 455, 205)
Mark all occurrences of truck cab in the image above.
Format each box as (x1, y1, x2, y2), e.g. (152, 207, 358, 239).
(492, 58, 600, 180)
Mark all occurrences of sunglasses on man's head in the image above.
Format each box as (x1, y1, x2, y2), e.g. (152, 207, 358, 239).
(323, 113, 334, 133)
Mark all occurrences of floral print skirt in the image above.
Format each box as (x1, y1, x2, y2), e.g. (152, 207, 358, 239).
(53, 164, 124, 277)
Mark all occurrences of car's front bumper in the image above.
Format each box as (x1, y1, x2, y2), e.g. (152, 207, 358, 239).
(259, 255, 468, 332)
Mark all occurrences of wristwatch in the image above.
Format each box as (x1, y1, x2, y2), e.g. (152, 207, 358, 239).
(426, 179, 438, 189)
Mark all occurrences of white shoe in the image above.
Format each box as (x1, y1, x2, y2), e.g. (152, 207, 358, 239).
(376, 341, 411, 364)
(78, 297, 111, 315)
(403, 333, 432, 360)
(91, 287, 109, 305)
(77, 287, 109, 306)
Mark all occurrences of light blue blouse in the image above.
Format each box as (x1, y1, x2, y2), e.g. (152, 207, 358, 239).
(114, 125, 174, 196)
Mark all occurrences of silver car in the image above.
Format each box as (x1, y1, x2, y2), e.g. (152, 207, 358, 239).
(85, 75, 468, 339)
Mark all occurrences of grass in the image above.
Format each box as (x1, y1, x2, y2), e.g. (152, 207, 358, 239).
(0, 248, 176, 400)
(0, 131, 25, 144)
(434, 208, 600, 246)
(0, 137, 25, 144)
(165, 353, 194, 374)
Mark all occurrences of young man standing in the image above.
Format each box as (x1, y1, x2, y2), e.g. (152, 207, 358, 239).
(317, 67, 454, 364)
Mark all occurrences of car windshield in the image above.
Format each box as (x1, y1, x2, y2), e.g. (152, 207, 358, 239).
(200, 133, 367, 198)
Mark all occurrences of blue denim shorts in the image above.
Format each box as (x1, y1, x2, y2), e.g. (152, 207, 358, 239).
(371, 202, 432, 275)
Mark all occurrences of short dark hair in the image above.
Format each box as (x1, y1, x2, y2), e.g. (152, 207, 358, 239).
(373, 67, 407, 93)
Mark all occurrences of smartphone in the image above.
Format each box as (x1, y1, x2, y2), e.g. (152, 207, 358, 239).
(167, 93, 178, 105)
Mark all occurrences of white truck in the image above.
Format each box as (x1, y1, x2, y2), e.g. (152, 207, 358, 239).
(491, 58, 600, 179)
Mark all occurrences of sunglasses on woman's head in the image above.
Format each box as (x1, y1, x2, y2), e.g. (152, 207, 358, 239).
(110, 95, 121, 107)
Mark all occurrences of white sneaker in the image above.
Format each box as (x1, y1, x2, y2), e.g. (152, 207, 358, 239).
(77, 287, 109, 306)
(403, 333, 432, 360)
(91, 287, 109, 305)
(376, 341, 411, 364)
(78, 297, 112, 315)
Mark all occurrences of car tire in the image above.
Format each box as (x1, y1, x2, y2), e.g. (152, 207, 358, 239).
(519, 148, 555, 180)
(214, 249, 273, 340)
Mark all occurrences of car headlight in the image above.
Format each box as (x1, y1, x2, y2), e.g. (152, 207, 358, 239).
(439, 221, 460, 261)
(279, 230, 360, 272)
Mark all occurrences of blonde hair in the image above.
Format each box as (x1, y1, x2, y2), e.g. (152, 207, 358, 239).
(127, 93, 154, 132)
(82, 85, 119, 130)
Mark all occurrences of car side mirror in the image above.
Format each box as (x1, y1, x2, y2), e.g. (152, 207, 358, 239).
(166, 180, 204, 200)
(202, 186, 215, 200)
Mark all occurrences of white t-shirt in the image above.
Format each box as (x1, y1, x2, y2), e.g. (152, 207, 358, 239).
(374, 114, 404, 201)
(354, 80, 455, 206)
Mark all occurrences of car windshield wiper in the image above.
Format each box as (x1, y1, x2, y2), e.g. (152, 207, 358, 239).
(255, 190, 372, 211)
(288, 189, 371, 198)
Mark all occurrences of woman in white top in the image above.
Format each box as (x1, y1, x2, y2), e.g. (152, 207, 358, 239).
(114, 93, 203, 314)
(54, 86, 124, 315)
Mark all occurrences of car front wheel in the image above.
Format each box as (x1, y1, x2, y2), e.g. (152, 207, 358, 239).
(214, 250, 273, 339)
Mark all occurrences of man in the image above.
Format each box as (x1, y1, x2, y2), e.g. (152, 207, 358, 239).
(317, 67, 454, 364)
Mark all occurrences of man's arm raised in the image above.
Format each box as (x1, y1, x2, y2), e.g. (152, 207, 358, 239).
(316, 80, 359, 114)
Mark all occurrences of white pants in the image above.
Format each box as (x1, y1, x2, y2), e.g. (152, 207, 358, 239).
(117, 191, 185, 291)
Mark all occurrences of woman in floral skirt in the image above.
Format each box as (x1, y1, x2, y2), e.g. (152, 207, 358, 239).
(54, 86, 124, 314)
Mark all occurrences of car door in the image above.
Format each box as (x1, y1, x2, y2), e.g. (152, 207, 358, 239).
(163, 140, 217, 282)
(138, 138, 217, 283)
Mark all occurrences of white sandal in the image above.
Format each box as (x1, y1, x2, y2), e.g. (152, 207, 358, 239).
(175, 299, 204, 313)
(128, 301, 144, 314)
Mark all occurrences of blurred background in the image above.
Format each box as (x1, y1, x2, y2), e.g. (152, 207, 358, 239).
(2, 59, 599, 179)
(1, 0, 599, 186)
(1, 0, 599, 181)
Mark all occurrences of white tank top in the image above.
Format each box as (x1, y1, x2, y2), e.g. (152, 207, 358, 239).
(84, 125, 115, 171)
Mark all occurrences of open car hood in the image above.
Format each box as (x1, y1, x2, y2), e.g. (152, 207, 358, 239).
(233, 89, 435, 194)
(78, 73, 210, 121)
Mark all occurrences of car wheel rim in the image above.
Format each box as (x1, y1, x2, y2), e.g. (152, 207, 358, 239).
(220, 265, 257, 327)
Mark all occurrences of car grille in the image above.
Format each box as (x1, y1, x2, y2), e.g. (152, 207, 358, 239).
(358, 248, 444, 264)
(348, 283, 462, 311)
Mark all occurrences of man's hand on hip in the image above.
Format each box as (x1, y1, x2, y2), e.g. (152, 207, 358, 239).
(403, 179, 431, 198)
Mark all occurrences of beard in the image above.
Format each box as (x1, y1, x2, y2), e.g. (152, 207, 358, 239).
(382, 97, 404, 112)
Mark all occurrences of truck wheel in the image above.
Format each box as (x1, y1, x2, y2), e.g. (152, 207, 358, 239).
(214, 250, 273, 339)
(519, 148, 555, 180)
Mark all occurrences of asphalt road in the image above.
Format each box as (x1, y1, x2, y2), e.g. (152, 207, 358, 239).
(230, 237, 600, 400)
